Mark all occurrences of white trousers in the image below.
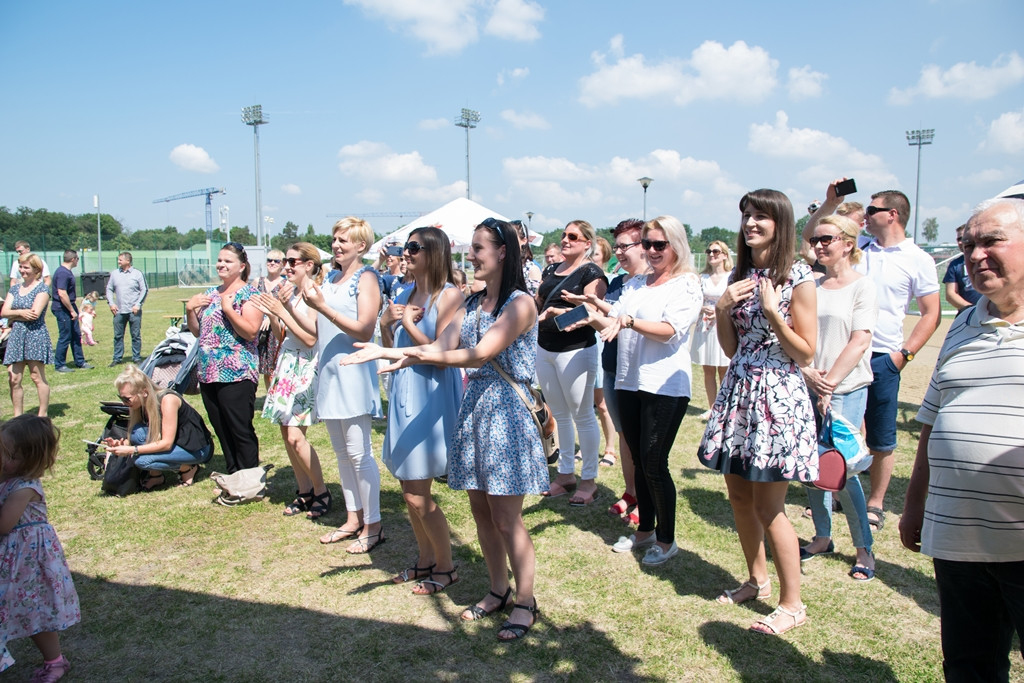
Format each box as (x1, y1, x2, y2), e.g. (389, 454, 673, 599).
(324, 415, 381, 524)
(536, 344, 600, 480)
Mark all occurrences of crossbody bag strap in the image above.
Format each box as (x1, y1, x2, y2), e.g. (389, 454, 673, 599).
(489, 359, 538, 413)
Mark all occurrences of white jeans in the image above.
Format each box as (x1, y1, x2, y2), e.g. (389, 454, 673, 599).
(536, 344, 600, 480)
(324, 415, 381, 524)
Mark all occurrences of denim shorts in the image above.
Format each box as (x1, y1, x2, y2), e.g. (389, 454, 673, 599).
(864, 352, 901, 453)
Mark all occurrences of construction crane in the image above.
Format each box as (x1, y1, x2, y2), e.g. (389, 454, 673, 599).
(154, 187, 226, 266)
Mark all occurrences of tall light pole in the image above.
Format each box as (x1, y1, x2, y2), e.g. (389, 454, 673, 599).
(454, 108, 480, 199)
(242, 105, 268, 247)
(93, 195, 102, 271)
(637, 177, 653, 220)
(264, 216, 275, 248)
(906, 128, 934, 244)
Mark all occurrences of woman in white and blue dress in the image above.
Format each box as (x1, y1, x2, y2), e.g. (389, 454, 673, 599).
(378, 227, 464, 595)
(2, 253, 51, 417)
(343, 218, 546, 641)
(302, 217, 384, 554)
(256, 242, 330, 520)
(690, 240, 733, 420)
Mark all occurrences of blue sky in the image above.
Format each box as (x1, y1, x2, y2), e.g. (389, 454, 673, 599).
(2, 0, 1022, 245)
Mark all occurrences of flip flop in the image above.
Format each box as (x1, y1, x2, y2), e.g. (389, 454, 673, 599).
(541, 481, 575, 498)
(599, 451, 617, 467)
(319, 526, 362, 545)
(568, 489, 599, 507)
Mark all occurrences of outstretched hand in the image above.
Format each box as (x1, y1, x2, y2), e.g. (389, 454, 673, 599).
(339, 342, 385, 366)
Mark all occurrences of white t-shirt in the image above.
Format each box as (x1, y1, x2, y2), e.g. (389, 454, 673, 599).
(855, 237, 939, 353)
(10, 258, 51, 283)
(611, 272, 702, 397)
(814, 276, 877, 395)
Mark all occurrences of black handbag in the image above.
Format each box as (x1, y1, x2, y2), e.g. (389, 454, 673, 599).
(101, 454, 141, 497)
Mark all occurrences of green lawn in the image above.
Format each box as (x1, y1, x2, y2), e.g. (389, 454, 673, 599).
(3, 286, 1021, 682)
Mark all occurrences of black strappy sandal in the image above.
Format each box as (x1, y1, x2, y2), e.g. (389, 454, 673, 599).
(461, 586, 513, 621)
(305, 490, 333, 520)
(393, 563, 436, 584)
(412, 567, 459, 595)
(498, 599, 539, 641)
(283, 489, 313, 517)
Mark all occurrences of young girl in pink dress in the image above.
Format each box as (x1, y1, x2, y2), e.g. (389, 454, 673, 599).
(0, 415, 80, 682)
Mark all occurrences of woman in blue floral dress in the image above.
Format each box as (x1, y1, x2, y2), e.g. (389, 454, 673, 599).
(256, 242, 330, 519)
(697, 189, 818, 636)
(344, 218, 545, 641)
(185, 243, 263, 474)
(2, 253, 52, 417)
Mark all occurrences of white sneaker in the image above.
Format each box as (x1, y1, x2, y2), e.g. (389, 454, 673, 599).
(642, 541, 679, 566)
(612, 533, 656, 553)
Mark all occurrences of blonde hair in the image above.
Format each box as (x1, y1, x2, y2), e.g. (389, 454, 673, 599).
(566, 220, 596, 258)
(836, 201, 863, 217)
(286, 242, 326, 286)
(332, 217, 374, 256)
(701, 240, 734, 273)
(818, 215, 863, 264)
(114, 365, 163, 445)
(645, 215, 694, 277)
(17, 252, 43, 275)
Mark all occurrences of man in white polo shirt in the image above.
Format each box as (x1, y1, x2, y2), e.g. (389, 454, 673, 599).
(900, 198, 1024, 681)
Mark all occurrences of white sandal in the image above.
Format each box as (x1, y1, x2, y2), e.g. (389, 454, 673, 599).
(717, 580, 770, 605)
(750, 604, 807, 635)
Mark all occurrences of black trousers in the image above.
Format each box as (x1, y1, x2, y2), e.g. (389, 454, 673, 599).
(200, 380, 259, 473)
(617, 389, 688, 544)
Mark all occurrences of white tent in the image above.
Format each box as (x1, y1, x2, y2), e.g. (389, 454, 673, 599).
(997, 178, 1024, 200)
(370, 197, 510, 254)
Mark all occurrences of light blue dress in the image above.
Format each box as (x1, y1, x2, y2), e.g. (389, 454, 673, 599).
(382, 284, 463, 480)
(315, 266, 383, 420)
(447, 291, 549, 495)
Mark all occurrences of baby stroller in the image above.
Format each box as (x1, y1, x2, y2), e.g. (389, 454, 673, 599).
(86, 329, 201, 482)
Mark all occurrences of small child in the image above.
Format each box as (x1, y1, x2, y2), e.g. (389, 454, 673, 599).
(79, 301, 97, 345)
(0, 415, 80, 681)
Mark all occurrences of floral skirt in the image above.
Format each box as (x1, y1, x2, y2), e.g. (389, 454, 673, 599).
(262, 346, 319, 427)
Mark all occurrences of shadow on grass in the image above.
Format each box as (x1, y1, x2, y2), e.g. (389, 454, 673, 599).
(2, 573, 652, 682)
(700, 621, 898, 682)
(46, 402, 72, 418)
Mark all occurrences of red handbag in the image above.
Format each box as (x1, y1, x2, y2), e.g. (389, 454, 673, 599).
(811, 411, 848, 492)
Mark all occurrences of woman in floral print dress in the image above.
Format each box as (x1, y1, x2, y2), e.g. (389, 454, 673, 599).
(697, 189, 818, 636)
(257, 242, 330, 519)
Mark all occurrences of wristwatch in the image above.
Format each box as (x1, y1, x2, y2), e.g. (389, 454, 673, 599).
(625, 315, 635, 329)
(899, 348, 915, 362)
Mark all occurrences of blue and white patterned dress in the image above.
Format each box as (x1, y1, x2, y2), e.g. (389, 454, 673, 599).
(447, 291, 549, 495)
(3, 282, 52, 365)
(697, 264, 818, 482)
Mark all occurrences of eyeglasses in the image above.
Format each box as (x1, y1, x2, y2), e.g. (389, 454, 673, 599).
(480, 217, 507, 244)
(613, 241, 641, 253)
(267, 258, 282, 264)
(561, 232, 584, 242)
(809, 235, 841, 247)
(403, 241, 425, 255)
(642, 239, 670, 252)
(705, 248, 723, 256)
(283, 257, 307, 267)
(865, 205, 893, 217)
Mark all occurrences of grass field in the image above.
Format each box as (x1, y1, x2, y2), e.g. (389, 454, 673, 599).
(3, 286, 1021, 682)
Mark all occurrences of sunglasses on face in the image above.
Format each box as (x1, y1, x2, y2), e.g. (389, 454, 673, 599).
(613, 241, 641, 252)
(642, 239, 669, 252)
(705, 248, 723, 256)
(267, 258, 282, 264)
(865, 205, 893, 216)
(403, 241, 425, 255)
(119, 394, 133, 404)
(283, 257, 307, 267)
(809, 235, 841, 247)
(561, 232, 584, 242)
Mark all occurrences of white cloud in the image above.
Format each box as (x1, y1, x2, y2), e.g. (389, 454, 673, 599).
(787, 66, 827, 100)
(281, 183, 301, 195)
(356, 188, 385, 204)
(507, 180, 605, 208)
(579, 37, 778, 107)
(169, 144, 219, 173)
(484, 0, 543, 41)
(337, 141, 438, 184)
(401, 180, 467, 203)
(500, 109, 550, 130)
(957, 168, 1011, 185)
(418, 117, 449, 130)
(343, 0, 478, 54)
(889, 51, 1024, 104)
(979, 108, 1024, 154)
(497, 66, 529, 86)
(503, 156, 595, 181)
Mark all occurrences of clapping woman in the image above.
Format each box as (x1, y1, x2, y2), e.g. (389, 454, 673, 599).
(186, 243, 263, 474)
(255, 242, 331, 519)
(697, 189, 817, 636)
(343, 218, 546, 641)
(378, 227, 464, 594)
(691, 240, 733, 419)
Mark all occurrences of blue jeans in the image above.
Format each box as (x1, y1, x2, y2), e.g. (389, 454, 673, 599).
(934, 558, 1024, 682)
(112, 311, 143, 363)
(806, 388, 873, 552)
(129, 425, 212, 471)
(53, 306, 86, 369)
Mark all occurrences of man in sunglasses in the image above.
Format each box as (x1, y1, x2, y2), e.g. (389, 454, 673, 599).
(803, 180, 940, 533)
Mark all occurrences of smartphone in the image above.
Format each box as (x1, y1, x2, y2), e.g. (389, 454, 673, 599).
(834, 178, 857, 197)
(83, 439, 108, 450)
(554, 305, 589, 331)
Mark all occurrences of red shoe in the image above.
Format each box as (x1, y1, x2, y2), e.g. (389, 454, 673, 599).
(625, 508, 639, 526)
(608, 492, 636, 516)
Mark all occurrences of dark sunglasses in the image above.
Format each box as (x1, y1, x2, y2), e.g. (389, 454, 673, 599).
(480, 217, 507, 244)
(403, 241, 426, 255)
(705, 248, 723, 255)
(809, 234, 841, 247)
(226, 241, 245, 251)
(283, 257, 307, 267)
(118, 394, 132, 404)
(642, 239, 670, 252)
(267, 258, 282, 264)
(613, 241, 641, 252)
(561, 232, 584, 242)
(865, 205, 893, 216)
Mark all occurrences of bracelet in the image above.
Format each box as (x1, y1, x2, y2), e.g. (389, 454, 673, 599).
(133, 445, 139, 456)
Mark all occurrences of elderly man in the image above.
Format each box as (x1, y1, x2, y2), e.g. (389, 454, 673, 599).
(900, 198, 1024, 682)
(106, 251, 148, 366)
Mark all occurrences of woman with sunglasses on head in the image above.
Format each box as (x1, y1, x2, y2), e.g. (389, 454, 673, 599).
(697, 190, 817, 636)
(302, 218, 385, 554)
(510, 220, 542, 296)
(376, 227, 464, 594)
(535, 220, 607, 506)
(567, 216, 702, 565)
(254, 243, 331, 519)
(186, 243, 263, 474)
(342, 218, 546, 641)
(800, 215, 877, 581)
(691, 241, 734, 420)
(106, 365, 214, 489)
(255, 249, 287, 390)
